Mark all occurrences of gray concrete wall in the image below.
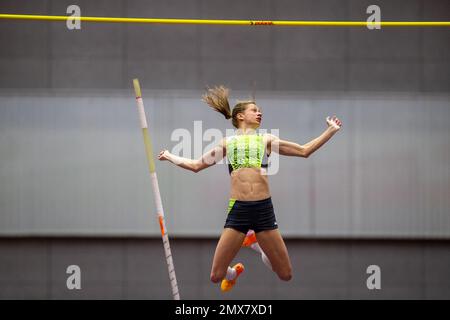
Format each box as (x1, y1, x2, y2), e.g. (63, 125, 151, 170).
(0, 238, 449, 299)
(1, 0, 449, 238)
(0, 90, 449, 238)
(1, 0, 449, 91)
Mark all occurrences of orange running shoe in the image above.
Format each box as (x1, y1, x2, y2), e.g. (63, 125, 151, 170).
(242, 231, 257, 247)
(220, 263, 245, 292)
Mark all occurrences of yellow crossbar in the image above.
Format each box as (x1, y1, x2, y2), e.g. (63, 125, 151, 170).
(1, 14, 450, 27)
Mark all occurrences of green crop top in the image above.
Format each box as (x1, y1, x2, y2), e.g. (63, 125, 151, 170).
(225, 133, 269, 174)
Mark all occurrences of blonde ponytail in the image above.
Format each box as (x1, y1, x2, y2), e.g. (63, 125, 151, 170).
(202, 85, 232, 119)
(202, 85, 256, 128)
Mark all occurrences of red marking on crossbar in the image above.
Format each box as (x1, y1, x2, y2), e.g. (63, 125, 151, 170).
(251, 21, 274, 25)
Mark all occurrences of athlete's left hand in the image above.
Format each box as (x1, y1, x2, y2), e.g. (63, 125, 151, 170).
(326, 115, 342, 131)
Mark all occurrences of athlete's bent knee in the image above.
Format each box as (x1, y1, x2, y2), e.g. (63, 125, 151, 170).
(210, 270, 226, 283)
(277, 270, 292, 281)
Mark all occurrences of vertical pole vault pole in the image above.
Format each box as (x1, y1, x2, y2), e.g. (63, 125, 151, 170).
(133, 78, 180, 300)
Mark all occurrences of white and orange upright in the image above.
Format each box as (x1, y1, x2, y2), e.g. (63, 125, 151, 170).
(133, 78, 180, 300)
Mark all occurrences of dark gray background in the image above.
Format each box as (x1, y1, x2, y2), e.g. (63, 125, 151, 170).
(0, 0, 449, 299)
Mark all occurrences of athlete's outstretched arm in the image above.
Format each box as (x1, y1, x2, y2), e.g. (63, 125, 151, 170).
(267, 116, 342, 158)
(158, 138, 226, 173)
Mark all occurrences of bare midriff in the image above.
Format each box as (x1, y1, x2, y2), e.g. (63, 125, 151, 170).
(229, 167, 270, 201)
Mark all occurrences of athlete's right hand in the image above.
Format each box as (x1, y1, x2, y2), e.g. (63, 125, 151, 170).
(158, 150, 170, 161)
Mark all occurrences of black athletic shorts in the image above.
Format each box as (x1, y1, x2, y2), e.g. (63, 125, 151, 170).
(224, 197, 278, 234)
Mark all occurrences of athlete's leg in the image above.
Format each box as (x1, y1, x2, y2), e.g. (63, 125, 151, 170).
(243, 230, 273, 270)
(254, 229, 292, 281)
(210, 227, 246, 283)
(250, 242, 273, 270)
